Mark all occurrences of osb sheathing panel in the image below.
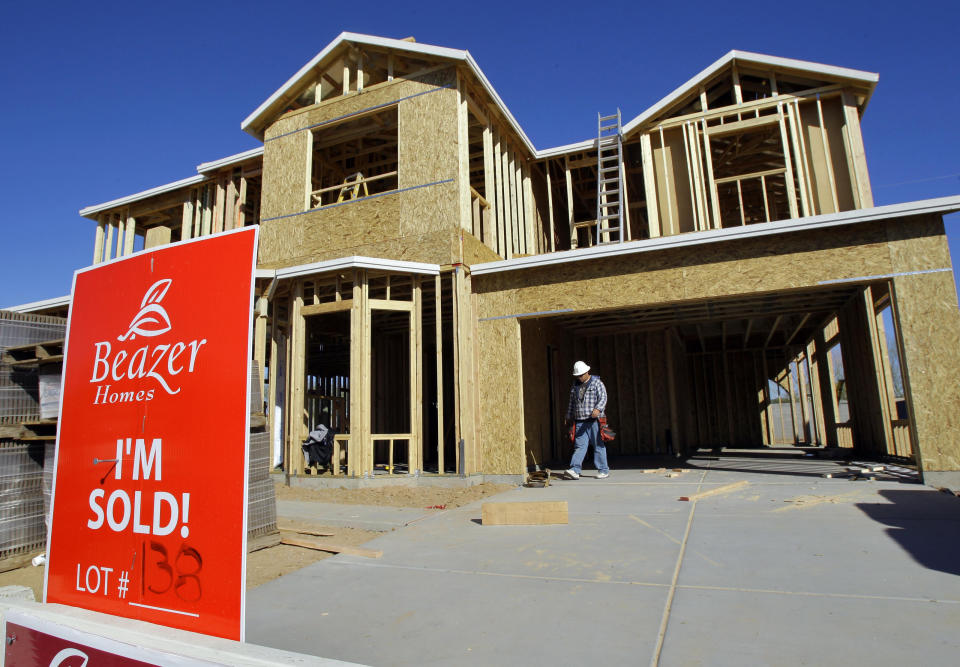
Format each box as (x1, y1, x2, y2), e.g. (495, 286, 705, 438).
(260, 67, 458, 222)
(477, 317, 526, 475)
(258, 182, 459, 267)
(474, 223, 894, 320)
(885, 215, 952, 272)
(886, 216, 960, 472)
(398, 72, 459, 188)
(264, 68, 456, 141)
(259, 228, 458, 270)
(261, 130, 309, 220)
(460, 231, 502, 266)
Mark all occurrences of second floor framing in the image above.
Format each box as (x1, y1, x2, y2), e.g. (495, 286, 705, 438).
(79, 34, 880, 271)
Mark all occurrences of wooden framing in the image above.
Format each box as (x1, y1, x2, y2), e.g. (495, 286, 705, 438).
(73, 39, 960, 486)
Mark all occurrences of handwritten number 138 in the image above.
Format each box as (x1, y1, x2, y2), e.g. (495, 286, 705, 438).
(144, 541, 202, 601)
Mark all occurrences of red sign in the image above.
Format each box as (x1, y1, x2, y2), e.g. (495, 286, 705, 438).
(45, 228, 258, 641)
(4, 620, 158, 666)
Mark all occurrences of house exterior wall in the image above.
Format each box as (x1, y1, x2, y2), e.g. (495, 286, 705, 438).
(472, 214, 960, 477)
(258, 67, 464, 269)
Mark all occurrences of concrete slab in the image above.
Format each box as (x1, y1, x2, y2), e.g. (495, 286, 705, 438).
(250, 454, 960, 665)
(661, 587, 960, 666)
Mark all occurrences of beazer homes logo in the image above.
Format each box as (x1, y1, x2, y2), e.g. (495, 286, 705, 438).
(90, 279, 207, 405)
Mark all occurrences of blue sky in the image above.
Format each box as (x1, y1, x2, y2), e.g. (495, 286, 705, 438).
(1, 0, 957, 307)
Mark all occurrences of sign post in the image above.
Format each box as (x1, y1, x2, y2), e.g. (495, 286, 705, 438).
(44, 227, 258, 641)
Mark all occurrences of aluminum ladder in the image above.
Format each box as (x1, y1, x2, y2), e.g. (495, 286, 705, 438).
(595, 110, 624, 244)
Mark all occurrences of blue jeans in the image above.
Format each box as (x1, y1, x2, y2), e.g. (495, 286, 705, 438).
(569, 419, 608, 474)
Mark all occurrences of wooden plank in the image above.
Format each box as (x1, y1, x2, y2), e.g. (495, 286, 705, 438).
(123, 213, 136, 256)
(411, 275, 423, 474)
(290, 283, 306, 474)
(180, 198, 193, 241)
(237, 176, 248, 227)
(786, 102, 811, 217)
(435, 274, 445, 474)
(450, 271, 462, 472)
(277, 526, 334, 537)
(777, 105, 799, 219)
(301, 299, 354, 316)
(705, 114, 779, 137)
(254, 296, 268, 407)
(545, 160, 556, 251)
(457, 75, 472, 235)
(816, 97, 840, 212)
(640, 133, 660, 238)
(225, 176, 237, 231)
(523, 160, 535, 253)
(564, 155, 575, 247)
(700, 119, 721, 229)
(493, 128, 506, 257)
(268, 308, 280, 468)
(481, 501, 568, 526)
(841, 90, 874, 208)
(482, 123, 496, 249)
(679, 480, 748, 502)
(281, 537, 382, 559)
(509, 150, 520, 255)
(93, 218, 105, 264)
(368, 298, 413, 312)
(212, 178, 226, 233)
(103, 217, 115, 261)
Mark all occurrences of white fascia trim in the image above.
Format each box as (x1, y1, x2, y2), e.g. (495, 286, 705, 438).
(534, 139, 596, 160)
(621, 50, 878, 137)
(78, 174, 206, 219)
(4, 295, 71, 313)
(471, 196, 960, 276)
(274, 255, 441, 280)
(241, 32, 466, 137)
(240, 33, 538, 154)
(196, 146, 264, 173)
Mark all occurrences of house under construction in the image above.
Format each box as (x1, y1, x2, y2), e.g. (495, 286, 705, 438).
(11, 33, 960, 488)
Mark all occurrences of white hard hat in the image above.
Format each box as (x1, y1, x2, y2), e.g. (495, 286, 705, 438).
(572, 360, 590, 376)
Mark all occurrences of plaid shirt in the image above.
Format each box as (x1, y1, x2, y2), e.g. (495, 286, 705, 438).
(566, 375, 607, 420)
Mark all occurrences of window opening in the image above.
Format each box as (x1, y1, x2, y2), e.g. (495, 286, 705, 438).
(309, 107, 399, 210)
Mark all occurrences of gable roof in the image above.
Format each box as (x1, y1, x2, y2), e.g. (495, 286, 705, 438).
(620, 49, 879, 139)
(240, 32, 536, 154)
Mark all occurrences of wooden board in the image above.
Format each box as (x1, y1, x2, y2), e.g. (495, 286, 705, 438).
(481, 500, 568, 526)
(679, 480, 749, 502)
(281, 536, 383, 558)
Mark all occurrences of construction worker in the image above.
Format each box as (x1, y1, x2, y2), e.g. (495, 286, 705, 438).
(564, 360, 609, 480)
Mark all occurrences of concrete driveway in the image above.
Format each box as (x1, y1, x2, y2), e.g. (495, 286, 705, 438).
(247, 452, 960, 666)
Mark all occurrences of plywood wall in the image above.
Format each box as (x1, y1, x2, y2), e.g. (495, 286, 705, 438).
(258, 67, 462, 268)
(474, 223, 894, 321)
(476, 316, 526, 475)
(885, 216, 960, 475)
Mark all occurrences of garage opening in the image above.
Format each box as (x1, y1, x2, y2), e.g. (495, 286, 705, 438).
(519, 281, 913, 470)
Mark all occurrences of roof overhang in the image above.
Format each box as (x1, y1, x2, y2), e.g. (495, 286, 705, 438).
(240, 32, 536, 154)
(4, 295, 72, 313)
(266, 255, 442, 281)
(79, 175, 205, 219)
(196, 146, 264, 173)
(79, 147, 265, 219)
(471, 196, 960, 276)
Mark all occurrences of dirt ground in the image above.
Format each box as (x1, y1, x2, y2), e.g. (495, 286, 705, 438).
(2, 482, 515, 600)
